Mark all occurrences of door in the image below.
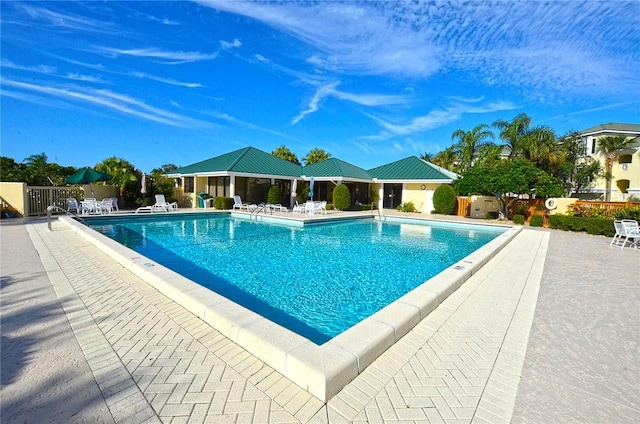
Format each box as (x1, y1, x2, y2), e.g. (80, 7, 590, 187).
(383, 183, 403, 209)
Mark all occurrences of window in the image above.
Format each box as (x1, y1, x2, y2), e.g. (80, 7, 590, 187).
(184, 177, 194, 193)
(591, 138, 597, 154)
(619, 154, 632, 164)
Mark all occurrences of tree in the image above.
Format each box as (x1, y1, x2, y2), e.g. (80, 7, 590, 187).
(597, 135, 636, 201)
(420, 152, 434, 162)
(555, 131, 601, 196)
(451, 124, 495, 173)
(95, 157, 139, 204)
(493, 113, 532, 158)
(302, 148, 331, 166)
(332, 184, 351, 210)
(271, 146, 300, 165)
(19, 153, 75, 186)
(432, 146, 459, 171)
(455, 158, 564, 217)
(0, 157, 26, 182)
(520, 126, 562, 170)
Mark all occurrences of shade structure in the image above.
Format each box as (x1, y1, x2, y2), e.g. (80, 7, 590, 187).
(309, 177, 314, 200)
(141, 173, 147, 194)
(65, 168, 113, 184)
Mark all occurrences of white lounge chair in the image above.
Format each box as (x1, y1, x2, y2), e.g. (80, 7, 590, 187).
(611, 220, 640, 249)
(66, 198, 79, 214)
(292, 201, 304, 213)
(154, 194, 178, 212)
(232, 195, 244, 210)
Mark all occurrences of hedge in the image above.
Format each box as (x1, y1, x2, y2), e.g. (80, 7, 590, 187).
(213, 197, 234, 210)
(433, 185, 456, 215)
(529, 215, 544, 227)
(332, 184, 351, 210)
(548, 215, 615, 237)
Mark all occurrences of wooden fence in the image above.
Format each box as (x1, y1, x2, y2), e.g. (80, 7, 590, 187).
(573, 200, 640, 217)
(26, 186, 85, 216)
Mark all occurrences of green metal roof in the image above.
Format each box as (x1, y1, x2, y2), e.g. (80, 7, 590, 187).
(368, 156, 458, 181)
(580, 122, 640, 134)
(170, 147, 302, 177)
(302, 158, 371, 179)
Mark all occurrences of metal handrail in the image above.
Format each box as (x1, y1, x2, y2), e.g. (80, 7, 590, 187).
(249, 203, 266, 221)
(46, 204, 87, 230)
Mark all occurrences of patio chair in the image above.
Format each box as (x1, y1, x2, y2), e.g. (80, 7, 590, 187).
(154, 194, 178, 212)
(66, 198, 79, 214)
(292, 201, 304, 213)
(100, 198, 114, 214)
(318, 201, 327, 215)
(232, 195, 244, 210)
(621, 220, 640, 249)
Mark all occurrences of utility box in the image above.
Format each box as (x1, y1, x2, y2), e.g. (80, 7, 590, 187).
(196, 192, 213, 208)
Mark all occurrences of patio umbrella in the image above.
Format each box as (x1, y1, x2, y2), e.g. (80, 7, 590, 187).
(65, 167, 113, 196)
(290, 179, 297, 198)
(309, 177, 314, 200)
(141, 173, 147, 194)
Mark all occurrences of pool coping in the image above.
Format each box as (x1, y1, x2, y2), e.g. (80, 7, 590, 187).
(59, 214, 521, 401)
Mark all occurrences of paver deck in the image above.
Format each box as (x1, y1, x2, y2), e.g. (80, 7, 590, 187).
(1, 214, 638, 423)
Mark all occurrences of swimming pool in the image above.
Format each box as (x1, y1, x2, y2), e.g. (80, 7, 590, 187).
(87, 214, 506, 343)
(64, 212, 519, 400)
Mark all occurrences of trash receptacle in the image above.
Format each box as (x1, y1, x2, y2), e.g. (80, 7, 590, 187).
(196, 192, 213, 208)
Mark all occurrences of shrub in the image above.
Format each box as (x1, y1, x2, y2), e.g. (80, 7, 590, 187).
(397, 201, 417, 213)
(485, 211, 499, 220)
(614, 206, 640, 221)
(214, 197, 234, 210)
(267, 185, 282, 204)
(433, 185, 456, 215)
(512, 214, 525, 225)
(529, 215, 544, 227)
(548, 215, 615, 236)
(332, 184, 351, 210)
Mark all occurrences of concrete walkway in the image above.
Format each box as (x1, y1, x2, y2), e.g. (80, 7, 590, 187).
(1, 216, 638, 423)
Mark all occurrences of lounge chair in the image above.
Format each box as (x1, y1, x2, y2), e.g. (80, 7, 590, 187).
(66, 198, 79, 214)
(611, 220, 640, 249)
(154, 194, 178, 212)
(232, 195, 244, 210)
(292, 201, 304, 213)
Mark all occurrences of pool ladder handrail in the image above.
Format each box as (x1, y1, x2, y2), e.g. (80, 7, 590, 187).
(46, 203, 87, 230)
(249, 202, 270, 221)
(372, 202, 386, 221)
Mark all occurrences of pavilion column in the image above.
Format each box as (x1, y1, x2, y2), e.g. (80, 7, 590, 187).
(229, 175, 236, 198)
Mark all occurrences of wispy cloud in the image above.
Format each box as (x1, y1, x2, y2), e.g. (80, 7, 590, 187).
(1, 60, 57, 75)
(291, 81, 411, 124)
(148, 15, 180, 25)
(204, 110, 295, 140)
(95, 47, 218, 64)
(196, 1, 439, 78)
(131, 72, 202, 88)
(0, 78, 209, 128)
(220, 39, 242, 49)
(16, 4, 114, 33)
(363, 100, 519, 140)
(197, 0, 640, 97)
(64, 73, 105, 83)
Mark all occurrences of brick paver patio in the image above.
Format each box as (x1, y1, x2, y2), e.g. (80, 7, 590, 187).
(2, 215, 638, 423)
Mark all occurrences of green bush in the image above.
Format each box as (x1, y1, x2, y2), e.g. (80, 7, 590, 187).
(614, 206, 640, 221)
(529, 215, 544, 227)
(548, 215, 615, 236)
(332, 184, 351, 210)
(512, 214, 525, 225)
(213, 197, 234, 210)
(485, 211, 499, 219)
(397, 201, 417, 213)
(433, 185, 456, 215)
(267, 185, 282, 204)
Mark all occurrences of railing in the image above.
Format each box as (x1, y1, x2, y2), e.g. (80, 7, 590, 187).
(574, 200, 640, 217)
(249, 203, 267, 221)
(27, 186, 84, 216)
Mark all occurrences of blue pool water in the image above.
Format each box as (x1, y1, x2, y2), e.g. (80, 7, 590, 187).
(88, 214, 505, 344)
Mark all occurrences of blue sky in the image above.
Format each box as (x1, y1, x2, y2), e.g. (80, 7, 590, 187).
(2, 1, 639, 173)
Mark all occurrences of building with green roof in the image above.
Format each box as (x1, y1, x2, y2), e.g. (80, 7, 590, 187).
(168, 147, 459, 212)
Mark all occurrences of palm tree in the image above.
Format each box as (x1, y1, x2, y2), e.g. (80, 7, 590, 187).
(521, 126, 564, 171)
(302, 148, 331, 166)
(271, 146, 300, 165)
(432, 147, 459, 171)
(493, 113, 532, 158)
(451, 124, 495, 173)
(420, 152, 434, 162)
(597, 135, 636, 201)
(95, 157, 138, 204)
